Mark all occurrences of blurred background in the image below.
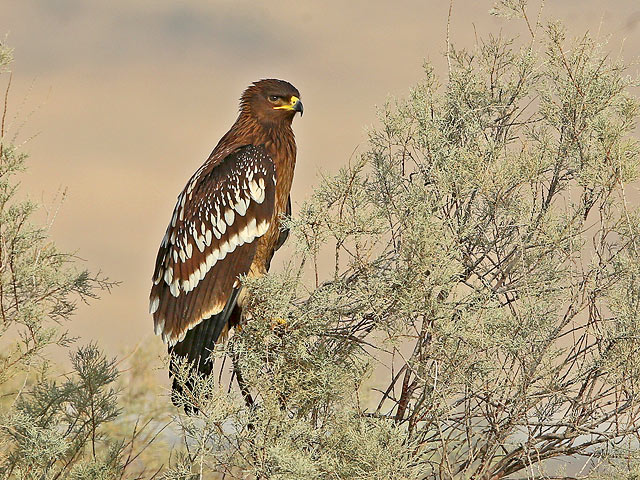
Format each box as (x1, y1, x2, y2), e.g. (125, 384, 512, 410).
(1, 0, 639, 360)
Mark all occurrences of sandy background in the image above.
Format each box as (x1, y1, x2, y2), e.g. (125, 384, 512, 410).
(1, 0, 639, 359)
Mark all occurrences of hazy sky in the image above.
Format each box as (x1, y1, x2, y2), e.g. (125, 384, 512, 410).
(2, 0, 639, 358)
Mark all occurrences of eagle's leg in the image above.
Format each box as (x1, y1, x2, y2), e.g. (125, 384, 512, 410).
(226, 294, 254, 408)
(227, 320, 253, 408)
(233, 356, 254, 408)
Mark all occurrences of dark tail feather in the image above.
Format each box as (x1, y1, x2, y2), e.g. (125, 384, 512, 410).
(169, 288, 241, 412)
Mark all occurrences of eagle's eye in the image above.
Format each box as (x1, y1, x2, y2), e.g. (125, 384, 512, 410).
(268, 95, 279, 103)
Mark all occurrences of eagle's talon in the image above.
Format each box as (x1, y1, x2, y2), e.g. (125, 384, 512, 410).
(270, 317, 288, 331)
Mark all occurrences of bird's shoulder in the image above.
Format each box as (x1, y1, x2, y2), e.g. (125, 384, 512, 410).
(187, 144, 273, 196)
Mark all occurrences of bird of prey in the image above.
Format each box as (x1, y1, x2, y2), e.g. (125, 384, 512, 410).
(149, 79, 303, 402)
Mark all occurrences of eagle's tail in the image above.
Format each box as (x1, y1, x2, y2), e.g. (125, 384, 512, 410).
(169, 288, 241, 412)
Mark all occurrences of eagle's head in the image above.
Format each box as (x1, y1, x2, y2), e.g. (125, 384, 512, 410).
(240, 79, 303, 127)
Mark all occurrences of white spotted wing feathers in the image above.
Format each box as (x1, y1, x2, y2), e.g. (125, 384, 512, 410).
(150, 145, 276, 346)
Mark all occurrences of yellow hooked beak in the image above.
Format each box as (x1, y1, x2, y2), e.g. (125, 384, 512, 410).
(274, 96, 304, 115)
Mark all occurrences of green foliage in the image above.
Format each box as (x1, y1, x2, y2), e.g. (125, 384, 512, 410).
(0, 49, 109, 392)
(0, 43, 12, 74)
(1, 345, 122, 478)
(0, 45, 169, 479)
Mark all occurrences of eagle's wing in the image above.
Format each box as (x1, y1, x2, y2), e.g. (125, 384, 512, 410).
(150, 144, 276, 346)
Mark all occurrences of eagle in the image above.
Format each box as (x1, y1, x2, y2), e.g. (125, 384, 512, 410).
(149, 79, 303, 403)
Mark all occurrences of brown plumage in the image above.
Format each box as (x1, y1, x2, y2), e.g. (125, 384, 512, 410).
(149, 79, 302, 401)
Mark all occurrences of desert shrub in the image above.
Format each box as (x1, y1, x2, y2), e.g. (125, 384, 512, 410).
(0, 42, 169, 480)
